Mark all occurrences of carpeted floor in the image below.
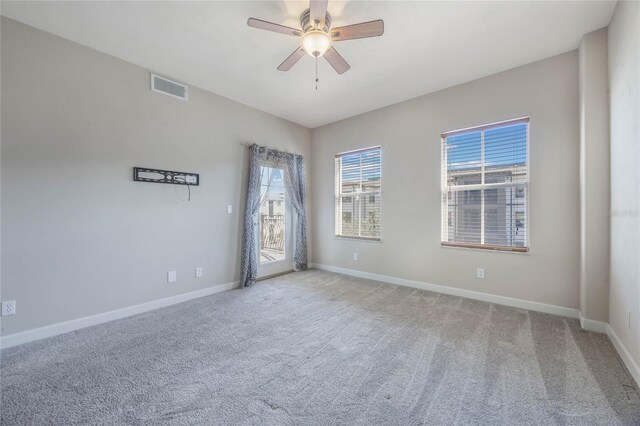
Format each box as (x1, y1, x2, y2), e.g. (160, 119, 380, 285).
(2, 269, 640, 425)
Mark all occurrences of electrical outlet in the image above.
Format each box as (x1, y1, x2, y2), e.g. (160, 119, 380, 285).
(167, 271, 177, 283)
(195, 267, 203, 278)
(227, 205, 233, 214)
(477, 268, 485, 279)
(353, 253, 358, 261)
(2, 300, 16, 316)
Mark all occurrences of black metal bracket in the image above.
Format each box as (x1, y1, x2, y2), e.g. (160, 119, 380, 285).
(133, 167, 199, 186)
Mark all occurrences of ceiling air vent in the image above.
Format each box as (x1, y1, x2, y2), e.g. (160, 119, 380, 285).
(151, 74, 188, 100)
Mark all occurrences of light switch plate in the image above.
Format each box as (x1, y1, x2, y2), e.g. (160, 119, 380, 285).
(195, 267, 203, 278)
(167, 271, 177, 283)
(227, 205, 233, 214)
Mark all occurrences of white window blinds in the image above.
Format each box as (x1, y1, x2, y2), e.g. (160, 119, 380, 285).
(335, 147, 381, 240)
(441, 118, 529, 252)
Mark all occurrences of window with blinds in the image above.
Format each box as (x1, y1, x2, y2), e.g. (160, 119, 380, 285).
(335, 147, 381, 240)
(441, 118, 529, 252)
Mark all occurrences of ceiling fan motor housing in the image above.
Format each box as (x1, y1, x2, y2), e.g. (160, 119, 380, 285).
(300, 8, 331, 33)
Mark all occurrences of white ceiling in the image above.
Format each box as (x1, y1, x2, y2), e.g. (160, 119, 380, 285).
(2, 1, 616, 128)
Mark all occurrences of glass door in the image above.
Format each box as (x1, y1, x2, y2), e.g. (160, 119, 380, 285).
(257, 166, 293, 278)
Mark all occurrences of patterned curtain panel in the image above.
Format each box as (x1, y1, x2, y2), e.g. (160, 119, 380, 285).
(240, 144, 308, 287)
(283, 153, 308, 271)
(240, 145, 264, 288)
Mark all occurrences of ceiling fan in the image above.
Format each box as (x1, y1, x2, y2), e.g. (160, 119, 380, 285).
(247, 0, 384, 79)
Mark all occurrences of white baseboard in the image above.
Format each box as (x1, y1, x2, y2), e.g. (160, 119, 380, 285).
(1, 281, 239, 349)
(607, 325, 640, 386)
(311, 263, 580, 319)
(579, 313, 609, 333)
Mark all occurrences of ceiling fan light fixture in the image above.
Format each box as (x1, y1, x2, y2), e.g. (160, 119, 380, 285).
(301, 30, 331, 57)
(248, 0, 384, 78)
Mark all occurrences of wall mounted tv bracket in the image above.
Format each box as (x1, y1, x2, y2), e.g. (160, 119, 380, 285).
(133, 167, 199, 186)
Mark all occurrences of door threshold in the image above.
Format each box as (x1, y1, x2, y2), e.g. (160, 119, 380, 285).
(256, 270, 294, 281)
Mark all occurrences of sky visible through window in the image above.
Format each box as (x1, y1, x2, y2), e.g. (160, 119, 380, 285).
(260, 167, 284, 200)
(340, 150, 381, 184)
(446, 123, 527, 173)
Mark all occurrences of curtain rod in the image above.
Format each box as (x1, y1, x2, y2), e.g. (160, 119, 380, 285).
(239, 142, 304, 158)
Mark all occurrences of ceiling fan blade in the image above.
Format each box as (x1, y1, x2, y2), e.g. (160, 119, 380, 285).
(277, 47, 306, 71)
(247, 18, 301, 36)
(331, 20, 384, 41)
(324, 46, 350, 74)
(310, 0, 328, 28)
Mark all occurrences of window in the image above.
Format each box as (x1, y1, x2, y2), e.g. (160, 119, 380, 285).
(441, 118, 528, 252)
(335, 147, 381, 240)
(259, 167, 286, 263)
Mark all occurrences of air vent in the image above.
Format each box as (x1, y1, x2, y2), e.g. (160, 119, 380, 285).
(151, 74, 188, 100)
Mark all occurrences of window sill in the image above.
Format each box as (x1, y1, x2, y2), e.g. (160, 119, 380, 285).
(334, 235, 382, 243)
(441, 242, 529, 254)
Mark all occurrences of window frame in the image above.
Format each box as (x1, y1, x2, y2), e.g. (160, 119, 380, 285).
(335, 146, 382, 241)
(441, 117, 530, 253)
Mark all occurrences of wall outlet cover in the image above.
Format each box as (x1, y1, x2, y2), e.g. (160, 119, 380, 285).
(195, 267, 203, 278)
(477, 268, 485, 279)
(2, 300, 16, 316)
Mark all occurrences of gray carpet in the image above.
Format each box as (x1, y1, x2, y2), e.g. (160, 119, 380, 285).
(2, 269, 640, 425)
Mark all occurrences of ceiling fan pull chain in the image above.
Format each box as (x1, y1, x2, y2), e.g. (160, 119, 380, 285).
(315, 56, 319, 90)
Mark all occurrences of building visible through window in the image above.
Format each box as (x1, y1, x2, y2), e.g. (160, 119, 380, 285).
(335, 147, 381, 240)
(441, 118, 529, 252)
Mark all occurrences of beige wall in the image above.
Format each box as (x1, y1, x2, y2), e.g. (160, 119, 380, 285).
(579, 28, 610, 323)
(312, 51, 580, 309)
(0, 18, 311, 336)
(608, 0, 640, 366)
